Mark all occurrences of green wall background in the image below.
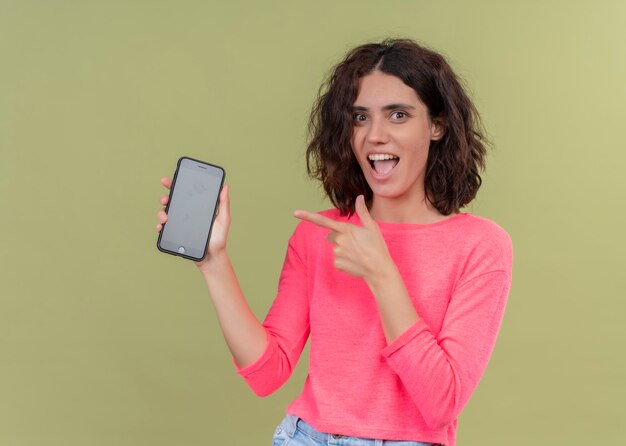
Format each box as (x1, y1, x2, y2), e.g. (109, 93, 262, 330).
(1, 1, 624, 444)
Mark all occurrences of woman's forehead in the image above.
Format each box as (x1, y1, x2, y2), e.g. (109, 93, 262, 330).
(354, 71, 424, 109)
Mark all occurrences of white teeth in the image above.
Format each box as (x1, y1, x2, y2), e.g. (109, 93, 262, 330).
(368, 153, 399, 161)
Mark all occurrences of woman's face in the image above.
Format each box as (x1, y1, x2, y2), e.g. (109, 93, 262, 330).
(350, 70, 443, 204)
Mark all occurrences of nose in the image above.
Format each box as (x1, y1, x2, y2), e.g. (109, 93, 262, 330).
(366, 117, 390, 144)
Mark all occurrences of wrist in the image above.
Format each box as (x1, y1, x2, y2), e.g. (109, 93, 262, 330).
(365, 258, 398, 292)
(197, 250, 229, 275)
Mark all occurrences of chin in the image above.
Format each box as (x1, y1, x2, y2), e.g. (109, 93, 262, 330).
(368, 186, 405, 200)
(367, 178, 421, 201)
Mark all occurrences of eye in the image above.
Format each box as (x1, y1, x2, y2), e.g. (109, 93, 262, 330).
(391, 111, 407, 120)
(352, 113, 367, 122)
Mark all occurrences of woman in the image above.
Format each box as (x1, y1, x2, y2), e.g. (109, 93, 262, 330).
(156, 38, 513, 446)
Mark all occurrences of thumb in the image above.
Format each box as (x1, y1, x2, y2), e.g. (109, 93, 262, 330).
(217, 184, 230, 219)
(355, 195, 375, 228)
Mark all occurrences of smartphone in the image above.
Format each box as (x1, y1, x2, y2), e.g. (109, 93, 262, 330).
(157, 156, 225, 261)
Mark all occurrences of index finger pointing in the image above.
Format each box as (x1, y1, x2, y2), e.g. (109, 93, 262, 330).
(293, 210, 343, 232)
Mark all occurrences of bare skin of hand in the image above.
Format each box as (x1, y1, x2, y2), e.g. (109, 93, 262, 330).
(156, 177, 231, 271)
(293, 195, 394, 283)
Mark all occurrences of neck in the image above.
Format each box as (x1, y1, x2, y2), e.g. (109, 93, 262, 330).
(368, 192, 456, 224)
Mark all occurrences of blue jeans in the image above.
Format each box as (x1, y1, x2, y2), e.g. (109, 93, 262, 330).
(272, 414, 442, 446)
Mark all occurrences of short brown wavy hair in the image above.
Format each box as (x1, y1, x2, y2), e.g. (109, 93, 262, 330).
(306, 38, 489, 217)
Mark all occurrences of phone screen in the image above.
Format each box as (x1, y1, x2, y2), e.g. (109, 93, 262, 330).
(157, 157, 224, 261)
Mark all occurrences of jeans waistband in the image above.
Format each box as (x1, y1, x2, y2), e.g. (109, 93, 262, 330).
(290, 414, 333, 442)
(283, 413, 440, 445)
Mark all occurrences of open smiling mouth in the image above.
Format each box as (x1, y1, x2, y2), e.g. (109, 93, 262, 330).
(368, 154, 399, 178)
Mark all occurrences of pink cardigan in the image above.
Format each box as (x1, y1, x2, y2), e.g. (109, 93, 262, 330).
(236, 209, 513, 446)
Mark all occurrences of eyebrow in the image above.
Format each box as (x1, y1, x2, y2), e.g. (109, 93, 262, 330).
(351, 103, 416, 112)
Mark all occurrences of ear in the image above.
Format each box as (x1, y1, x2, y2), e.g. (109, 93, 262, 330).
(430, 116, 446, 141)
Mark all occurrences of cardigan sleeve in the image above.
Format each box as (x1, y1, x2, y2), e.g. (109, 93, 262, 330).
(381, 229, 513, 430)
(234, 222, 311, 397)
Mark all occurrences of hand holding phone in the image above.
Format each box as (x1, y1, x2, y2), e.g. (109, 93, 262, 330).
(156, 157, 229, 262)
